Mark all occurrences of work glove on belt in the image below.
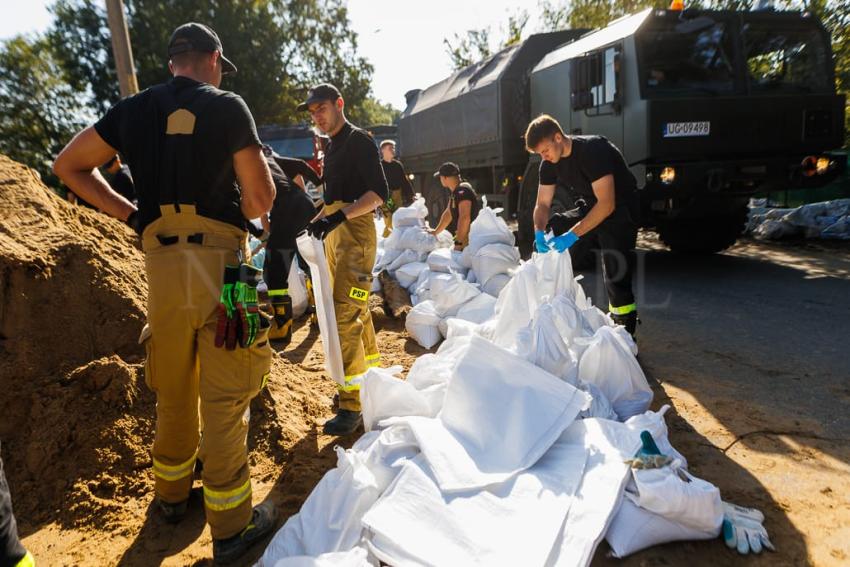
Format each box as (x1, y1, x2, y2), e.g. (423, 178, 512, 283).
(215, 264, 264, 349)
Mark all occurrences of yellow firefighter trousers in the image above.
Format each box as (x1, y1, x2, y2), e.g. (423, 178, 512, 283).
(380, 189, 404, 237)
(323, 202, 379, 411)
(140, 205, 271, 540)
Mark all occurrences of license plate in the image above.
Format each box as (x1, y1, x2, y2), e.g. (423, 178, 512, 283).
(663, 121, 711, 138)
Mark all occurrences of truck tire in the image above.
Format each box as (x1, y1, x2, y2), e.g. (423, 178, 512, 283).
(657, 207, 748, 254)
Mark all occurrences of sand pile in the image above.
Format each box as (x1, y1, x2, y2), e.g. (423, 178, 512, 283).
(0, 155, 152, 528)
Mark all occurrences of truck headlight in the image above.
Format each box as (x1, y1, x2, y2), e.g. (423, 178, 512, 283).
(660, 167, 676, 185)
(816, 157, 830, 175)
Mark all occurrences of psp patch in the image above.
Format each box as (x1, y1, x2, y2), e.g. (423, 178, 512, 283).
(349, 286, 369, 301)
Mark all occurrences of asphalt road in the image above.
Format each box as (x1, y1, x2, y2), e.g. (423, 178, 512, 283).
(579, 234, 850, 438)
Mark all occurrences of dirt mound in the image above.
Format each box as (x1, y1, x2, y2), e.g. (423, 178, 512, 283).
(0, 155, 152, 529)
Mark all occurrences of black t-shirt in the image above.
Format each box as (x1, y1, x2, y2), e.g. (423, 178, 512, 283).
(266, 157, 317, 248)
(381, 159, 414, 206)
(448, 182, 481, 234)
(108, 164, 135, 204)
(322, 122, 388, 204)
(94, 76, 261, 232)
(538, 136, 638, 224)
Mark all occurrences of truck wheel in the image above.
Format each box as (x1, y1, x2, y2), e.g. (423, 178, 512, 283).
(657, 207, 748, 253)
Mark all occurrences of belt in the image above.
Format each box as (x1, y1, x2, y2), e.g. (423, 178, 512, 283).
(152, 232, 242, 250)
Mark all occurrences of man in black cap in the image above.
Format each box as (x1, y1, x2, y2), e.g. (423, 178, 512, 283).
(53, 22, 278, 564)
(300, 83, 388, 436)
(429, 162, 481, 250)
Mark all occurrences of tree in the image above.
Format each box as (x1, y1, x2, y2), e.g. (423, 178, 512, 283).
(0, 35, 88, 186)
(47, 0, 387, 126)
(443, 8, 530, 70)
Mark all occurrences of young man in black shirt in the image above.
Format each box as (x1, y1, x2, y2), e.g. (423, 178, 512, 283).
(301, 84, 388, 436)
(429, 162, 481, 250)
(526, 114, 640, 335)
(378, 140, 414, 236)
(53, 23, 278, 563)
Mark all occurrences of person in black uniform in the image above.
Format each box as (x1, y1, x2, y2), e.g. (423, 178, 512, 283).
(429, 162, 481, 251)
(378, 140, 414, 236)
(0, 445, 32, 567)
(102, 154, 136, 205)
(525, 114, 640, 336)
(53, 22, 278, 563)
(261, 147, 320, 347)
(299, 83, 388, 436)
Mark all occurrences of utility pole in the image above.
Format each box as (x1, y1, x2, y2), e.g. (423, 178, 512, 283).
(105, 0, 139, 97)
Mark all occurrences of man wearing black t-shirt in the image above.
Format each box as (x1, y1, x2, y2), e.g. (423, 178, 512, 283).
(301, 84, 388, 436)
(53, 23, 277, 563)
(429, 162, 481, 250)
(525, 114, 640, 336)
(379, 140, 414, 236)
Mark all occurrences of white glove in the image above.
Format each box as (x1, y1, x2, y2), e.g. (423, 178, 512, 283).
(722, 501, 775, 554)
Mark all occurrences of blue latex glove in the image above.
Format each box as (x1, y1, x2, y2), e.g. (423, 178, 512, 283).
(551, 230, 579, 252)
(534, 230, 550, 254)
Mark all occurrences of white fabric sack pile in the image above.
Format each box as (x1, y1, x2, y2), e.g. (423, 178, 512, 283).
(471, 243, 520, 286)
(393, 261, 427, 289)
(426, 247, 466, 274)
(390, 197, 429, 228)
(404, 300, 443, 349)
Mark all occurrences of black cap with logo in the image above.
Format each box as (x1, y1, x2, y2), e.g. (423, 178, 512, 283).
(168, 23, 237, 74)
(433, 162, 461, 178)
(296, 83, 342, 112)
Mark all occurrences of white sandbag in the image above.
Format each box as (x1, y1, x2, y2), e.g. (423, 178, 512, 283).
(577, 381, 618, 420)
(438, 317, 449, 339)
(360, 366, 436, 432)
(548, 295, 595, 346)
(362, 431, 587, 567)
(544, 418, 642, 567)
(444, 318, 480, 340)
(627, 464, 723, 533)
(297, 234, 345, 387)
(426, 248, 466, 274)
(432, 273, 481, 317)
(288, 261, 308, 318)
(394, 262, 427, 289)
(382, 336, 590, 492)
(397, 227, 438, 253)
(471, 243, 520, 285)
(623, 405, 688, 468)
(455, 293, 497, 325)
(386, 249, 425, 273)
(405, 300, 443, 349)
(374, 248, 401, 271)
(492, 261, 542, 350)
(605, 498, 719, 559)
(467, 206, 515, 255)
(435, 230, 454, 248)
(576, 326, 653, 421)
(391, 197, 428, 228)
(259, 427, 419, 566)
(270, 546, 376, 567)
(481, 273, 509, 297)
(465, 268, 478, 284)
(515, 301, 578, 383)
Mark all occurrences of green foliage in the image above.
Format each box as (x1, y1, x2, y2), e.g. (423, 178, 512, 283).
(443, 8, 530, 70)
(350, 97, 401, 127)
(0, 35, 88, 186)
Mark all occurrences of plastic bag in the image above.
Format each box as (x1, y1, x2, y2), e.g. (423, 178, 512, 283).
(394, 262, 428, 290)
(392, 197, 428, 228)
(471, 243, 520, 286)
(405, 300, 443, 349)
(575, 326, 653, 421)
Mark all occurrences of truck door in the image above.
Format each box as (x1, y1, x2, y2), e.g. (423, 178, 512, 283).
(569, 45, 625, 149)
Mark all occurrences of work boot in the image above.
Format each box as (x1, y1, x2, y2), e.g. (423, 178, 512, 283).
(212, 502, 278, 565)
(611, 311, 639, 337)
(322, 409, 362, 436)
(157, 498, 188, 524)
(269, 293, 292, 346)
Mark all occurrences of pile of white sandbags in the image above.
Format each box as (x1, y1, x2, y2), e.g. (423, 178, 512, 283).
(380, 203, 523, 350)
(259, 248, 744, 567)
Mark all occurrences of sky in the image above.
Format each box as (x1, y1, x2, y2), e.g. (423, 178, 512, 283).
(0, 0, 547, 110)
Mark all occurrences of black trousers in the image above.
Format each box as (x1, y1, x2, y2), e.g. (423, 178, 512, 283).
(265, 187, 317, 292)
(1, 445, 26, 567)
(595, 218, 637, 310)
(264, 245, 311, 292)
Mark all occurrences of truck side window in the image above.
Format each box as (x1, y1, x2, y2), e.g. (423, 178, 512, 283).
(571, 46, 621, 111)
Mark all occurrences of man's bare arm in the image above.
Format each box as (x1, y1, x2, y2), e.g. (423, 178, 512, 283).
(233, 145, 275, 219)
(53, 127, 135, 222)
(533, 183, 556, 232)
(571, 174, 615, 237)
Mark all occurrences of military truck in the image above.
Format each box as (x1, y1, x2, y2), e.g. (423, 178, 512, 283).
(400, 7, 846, 253)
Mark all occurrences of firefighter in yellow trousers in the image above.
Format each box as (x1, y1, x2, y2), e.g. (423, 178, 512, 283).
(301, 84, 388, 436)
(53, 23, 278, 564)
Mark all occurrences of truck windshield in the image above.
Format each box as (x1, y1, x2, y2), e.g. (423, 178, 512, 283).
(266, 137, 315, 160)
(741, 21, 831, 93)
(639, 16, 737, 97)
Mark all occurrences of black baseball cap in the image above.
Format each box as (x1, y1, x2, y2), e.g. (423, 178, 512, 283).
(434, 162, 461, 177)
(297, 83, 342, 112)
(168, 23, 237, 74)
